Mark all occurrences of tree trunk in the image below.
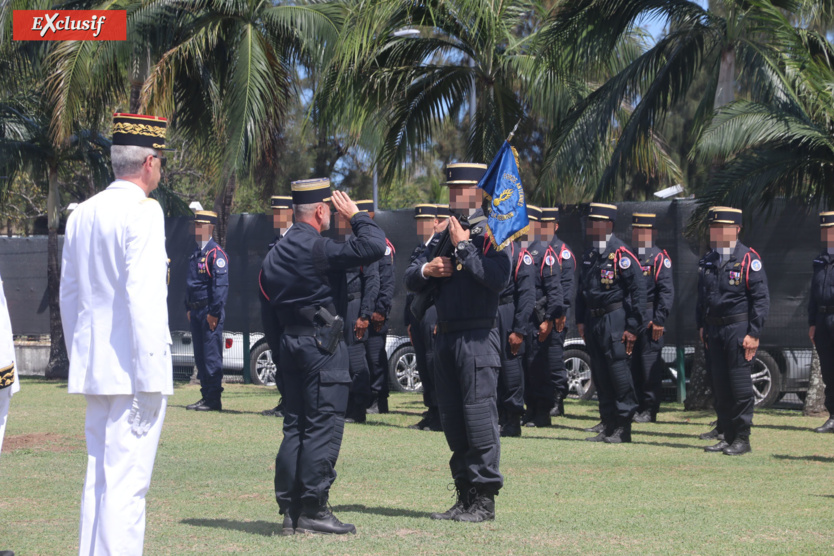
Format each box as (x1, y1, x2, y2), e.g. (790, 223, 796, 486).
(213, 174, 236, 249)
(804, 349, 826, 415)
(45, 163, 69, 379)
(129, 47, 151, 113)
(714, 46, 735, 109)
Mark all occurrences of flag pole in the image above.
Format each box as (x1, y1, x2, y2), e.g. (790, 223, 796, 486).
(506, 118, 522, 142)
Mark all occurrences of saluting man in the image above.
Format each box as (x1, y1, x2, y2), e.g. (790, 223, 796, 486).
(0, 268, 19, 456)
(629, 213, 674, 423)
(60, 113, 174, 555)
(697, 207, 769, 455)
(261, 180, 386, 535)
(185, 211, 229, 412)
(405, 162, 511, 523)
(577, 203, 646, 444)
(809, 211, 834, 434)
(261, 196, 293, 418)
(364, 202, 396, 415)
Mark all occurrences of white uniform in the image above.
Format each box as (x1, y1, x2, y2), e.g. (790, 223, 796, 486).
(61, 180, 173, 556)
(0, 270, 20, 456)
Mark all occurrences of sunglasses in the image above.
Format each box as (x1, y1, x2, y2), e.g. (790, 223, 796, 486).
(152, 153, 167, 168)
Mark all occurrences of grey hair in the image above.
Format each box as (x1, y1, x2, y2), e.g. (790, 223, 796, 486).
(294, 203, 323, 220)
(111, 145, 156, 178)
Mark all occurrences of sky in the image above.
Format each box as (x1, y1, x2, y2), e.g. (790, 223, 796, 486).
(637, 0, 710, 44)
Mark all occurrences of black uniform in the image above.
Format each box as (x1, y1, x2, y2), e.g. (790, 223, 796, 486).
(630, 245, 674, 417)
(404, 212, 511, 493)
(367, 239, 396, 411)
(344, 261, 379, 421)
(576, 236, 645, 432)
(546, 236, 576, 404)
(523, 240, 563, 425)
(261, 214, 385, 517)
(185, 238, 229, 406)
(810, 251, 834, 416)
(696, 244, 769, 444)
(260, 233, 285, 413)
(496, 242, 535, 423)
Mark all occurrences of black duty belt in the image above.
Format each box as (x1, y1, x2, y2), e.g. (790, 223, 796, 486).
(705, 313, 748, 327)
(283, 325, 317, 336)
(818, 306, 834, 315)
(588, 302, 623, 318)
(187, 299, 208, 310)
(499, 295, 514, 306)
(347, 292, 361, 302)
(437, 318, 496, 334)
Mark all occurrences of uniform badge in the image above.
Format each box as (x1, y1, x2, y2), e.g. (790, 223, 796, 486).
(545, 254, 555, 266)
(385, 246, 392, 256)
(664, 258, 672, 269)
(750, 259, 762, 271)
(618, 257, 631, 270)
(601, 269, 614, 283)
(523, 254, 533, 266)
(531, 250, 539, 256)
(456, 263, 463, 271)
(217, 258, 226, 269)
(641, 265, 651, 275)
(561, 249, 571, 260)
(608, 253, 615, 260)
(472, 227, 483, 235)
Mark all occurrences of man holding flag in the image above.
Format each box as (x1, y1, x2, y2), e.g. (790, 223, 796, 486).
(405, 140, 527, 523)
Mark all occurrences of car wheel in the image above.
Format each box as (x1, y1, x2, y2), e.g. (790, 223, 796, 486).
(388, 345, 422, 393)
(249, 341, 276, 386)
(752, 350, 782, 408)
(565, 348, 595, 400)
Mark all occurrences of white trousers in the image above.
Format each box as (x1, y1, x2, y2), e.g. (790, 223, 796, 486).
(0, 392, 9, 455)
(79, 394, 167, 556)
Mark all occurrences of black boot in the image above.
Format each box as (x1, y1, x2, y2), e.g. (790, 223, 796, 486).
(584, 421, 605, 433)
(633, 410, 652, 423)
(186, 398, 205, 410)
(431, 482, 472, 520)
(533, 400, 552, 428)
(366, 399, 380, 414)
(521, 403, 535, 425)
(262, 399, 283, 417)
(378, 396, 389, 414)
(501, 413, 522, 437)
(723, 435, 751, 456)
(703, 440, 729, 453)
(814, 418, 834, 433)
(409, 411, 430, 430)
(454, 487, 496, 522)
(550, 395, 565, 417)
(281, 508, 300, 536)
(296, 507, 356, 534)
(194, 399, 222, 412)
(425, 407, 443, 431)
(698, 427, 724, 441)
(586, 423, 612, 442)
(603, 423, 632, 443)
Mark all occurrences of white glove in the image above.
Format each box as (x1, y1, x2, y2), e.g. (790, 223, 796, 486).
(128, 392, 163, 437)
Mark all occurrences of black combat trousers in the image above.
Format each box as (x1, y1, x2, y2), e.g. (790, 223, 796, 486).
(523, 322, 559, 410)
(274, 336, 350, 515)
(411, 306, 438, 411)
(434, 327, 503, 491)
(366, 326, 389, 405)
(630, 330, 665, 415)
(584, 308, 638, 427)
(496, 302, 525, 416)
(813, 315, 834, 415)
(548, 328, 568, 400)
(706, 321, 755, 443)
(190, 307, 225, 403)
(345, 298, 371, 416)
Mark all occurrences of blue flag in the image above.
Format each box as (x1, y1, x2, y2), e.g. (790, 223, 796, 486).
(477, 141, 529, 251)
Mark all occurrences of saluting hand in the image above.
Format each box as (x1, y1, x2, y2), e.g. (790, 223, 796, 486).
(622, 330, 637, 355)
(449, 216, 470, 245)
(331, 190, 360, 221)
(424, 256, 453, 278)
(742, 335, 759, 362)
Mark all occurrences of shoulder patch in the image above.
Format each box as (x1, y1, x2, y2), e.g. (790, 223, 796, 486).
(385, 246, 392, 256)
(664, 258, 671, 269)
(619, 256, 631, 270)
(216, 257, 226, 269)
(523, 253, 533, 266)
(750, 259, 762, 272)
(544, 254, 556, 266)
(561, 249, 571, 260)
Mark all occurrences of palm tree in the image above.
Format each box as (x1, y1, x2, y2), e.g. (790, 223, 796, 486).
(140, 0, 344, 245)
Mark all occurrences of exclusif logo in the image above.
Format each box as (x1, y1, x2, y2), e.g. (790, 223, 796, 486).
(13, 10, 126, 41)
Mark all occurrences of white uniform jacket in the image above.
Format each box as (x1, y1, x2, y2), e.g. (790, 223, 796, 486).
(0, 271, 19, 398)
(61, 180, 174, 396)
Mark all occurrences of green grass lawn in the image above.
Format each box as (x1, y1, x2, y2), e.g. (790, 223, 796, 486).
(2, 378, 834, 555)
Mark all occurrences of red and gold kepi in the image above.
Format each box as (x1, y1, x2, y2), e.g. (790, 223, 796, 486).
(112, 113, 170, 150)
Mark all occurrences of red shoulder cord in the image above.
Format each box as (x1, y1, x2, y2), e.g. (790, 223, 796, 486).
(258, 270, 269, 300)
(205, 247, 217, 278)
(541, 246, 557, 277)
(743, 247, 761, 289)
(386, 238, 396, 262)
(515, 245, 531, 282)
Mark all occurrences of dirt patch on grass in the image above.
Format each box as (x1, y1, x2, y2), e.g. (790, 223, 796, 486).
(4, 432, 84, 453)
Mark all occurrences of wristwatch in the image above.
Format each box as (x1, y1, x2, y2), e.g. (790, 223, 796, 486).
(456, 240, 470, 251)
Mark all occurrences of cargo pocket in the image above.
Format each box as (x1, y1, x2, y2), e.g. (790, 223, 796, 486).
(317, 368, 351, 414)
(473, 354, 500, 402)
(608, 333, 627, 362)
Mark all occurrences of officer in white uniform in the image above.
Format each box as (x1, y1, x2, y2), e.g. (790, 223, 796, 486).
(60, 113, 174, 556)
(0, 269, 20, 456)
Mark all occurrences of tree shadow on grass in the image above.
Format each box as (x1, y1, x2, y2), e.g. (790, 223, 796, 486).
(331, 504, 433, 519)
(520, 434, 703, 450)
(772, 454, 834, 463)
(180, 518, 279, 537)
(553, 424, 696, 440)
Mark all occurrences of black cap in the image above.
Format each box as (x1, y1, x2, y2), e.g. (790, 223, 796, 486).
(414, 204, 436, 218)
(527, 206, 542, 221)
(271, 196, 292, 209)
(707, 206, 742, 225)
(112, 113, 170, 150)
(194, 210, 217, 225)
(632, 213, 656, 228)
(822, 212, 834, 228)
(435, 205, 451, 219)
(445, 163, 487, 186)
(355, 200, 374, 212)
(291, 178, 331, 205)
(588, 203, 617, 222)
